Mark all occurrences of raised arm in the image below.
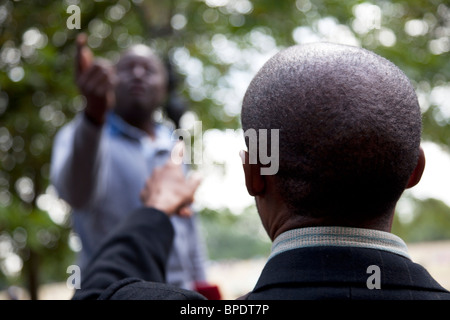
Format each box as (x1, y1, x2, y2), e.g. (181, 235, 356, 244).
(50, 33, 116, 208)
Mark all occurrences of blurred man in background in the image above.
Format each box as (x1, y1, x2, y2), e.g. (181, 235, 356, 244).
(50, 34, 208, 291)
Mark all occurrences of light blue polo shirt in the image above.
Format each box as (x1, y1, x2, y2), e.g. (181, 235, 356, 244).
(51, 112, 206, 290)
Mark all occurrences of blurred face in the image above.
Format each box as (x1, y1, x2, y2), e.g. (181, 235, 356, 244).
(114, 45, 167, 126)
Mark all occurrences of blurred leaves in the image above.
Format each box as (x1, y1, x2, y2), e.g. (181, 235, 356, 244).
(393, 197, 450, 243)
(0, 0, 450, 295)
(199, 206, 271, 260)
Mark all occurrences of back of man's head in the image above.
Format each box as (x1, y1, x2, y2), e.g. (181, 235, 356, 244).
(241, 42, 422, 225)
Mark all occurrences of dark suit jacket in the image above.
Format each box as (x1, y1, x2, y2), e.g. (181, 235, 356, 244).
(246, 246, 450, 300)
(72, 208, 450, 300)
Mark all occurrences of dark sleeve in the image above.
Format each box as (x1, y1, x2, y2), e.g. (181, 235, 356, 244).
(72, 208, 176, 300)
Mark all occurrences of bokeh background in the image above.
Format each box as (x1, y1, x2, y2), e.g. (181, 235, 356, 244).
(0, 0, 450, 300)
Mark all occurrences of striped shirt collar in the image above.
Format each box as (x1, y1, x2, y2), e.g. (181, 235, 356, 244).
(269, 226, 410, 261)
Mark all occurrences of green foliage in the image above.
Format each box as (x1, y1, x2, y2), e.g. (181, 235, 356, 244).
(199, 206, 271, 261)
(0, 195, 74, 290)
(392, 197, 450, 243)
(1, 0, 450, 297)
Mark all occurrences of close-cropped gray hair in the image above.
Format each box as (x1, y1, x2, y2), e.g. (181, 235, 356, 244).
(241, 42, 422, 222)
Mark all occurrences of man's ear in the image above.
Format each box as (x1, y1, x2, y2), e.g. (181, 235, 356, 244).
(240, 150, 265, 196)
(406, 146, 426, 189)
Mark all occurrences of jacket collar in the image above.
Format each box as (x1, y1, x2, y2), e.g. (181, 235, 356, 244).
(252, 246, 448, 294)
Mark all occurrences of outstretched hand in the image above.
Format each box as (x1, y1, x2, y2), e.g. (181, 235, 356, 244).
(140, 142, 202, 217)
(75, 33, 116, 125)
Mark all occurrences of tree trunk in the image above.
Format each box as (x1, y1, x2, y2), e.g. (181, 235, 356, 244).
(24, 249, 39, 300)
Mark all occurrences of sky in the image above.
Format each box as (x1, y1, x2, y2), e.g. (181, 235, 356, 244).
(407, 141, 450, 207)
(192, 127, 253, 214)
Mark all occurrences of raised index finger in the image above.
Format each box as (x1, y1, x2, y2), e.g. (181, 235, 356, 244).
(76, 33, 93, 77)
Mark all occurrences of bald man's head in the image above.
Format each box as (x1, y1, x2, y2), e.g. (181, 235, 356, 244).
(241, 42, 422, 223)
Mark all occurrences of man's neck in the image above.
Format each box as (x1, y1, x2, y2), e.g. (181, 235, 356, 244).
(121, 113, 156, 138)
(262, 203, 394, 241)
(134, 119, 155, 138)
